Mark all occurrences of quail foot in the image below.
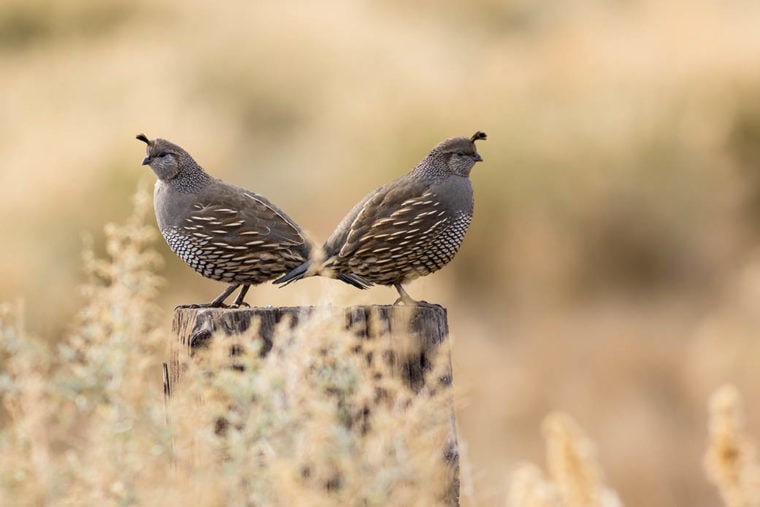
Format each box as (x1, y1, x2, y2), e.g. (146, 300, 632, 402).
(137, 134, 312, 307)
(276, 131, 486, 304)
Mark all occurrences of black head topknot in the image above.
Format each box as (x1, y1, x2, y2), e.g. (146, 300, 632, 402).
(471, 131, 487, 142)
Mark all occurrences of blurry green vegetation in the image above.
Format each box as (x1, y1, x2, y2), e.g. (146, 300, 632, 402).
(728, 93, 760, 227)
(2, 1, 760, 505)
(192, 70, 311, 139)
(0, 0, 135, 50)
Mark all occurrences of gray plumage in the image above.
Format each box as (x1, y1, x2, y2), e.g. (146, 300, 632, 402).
(276, 131, 486, 303)
(137, 134, 312, 307)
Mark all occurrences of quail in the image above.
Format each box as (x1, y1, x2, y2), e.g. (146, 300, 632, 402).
(276, 131, 487, 303)
(137, 134, 312, 307)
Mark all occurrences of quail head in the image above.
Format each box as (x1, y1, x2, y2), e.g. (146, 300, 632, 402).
(276, 131, 487, 304)
(137, 134, 312, 307)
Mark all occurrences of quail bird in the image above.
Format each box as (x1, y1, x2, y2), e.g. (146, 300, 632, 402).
(276, 131, 487, 303)
(137, 134, 312, 307)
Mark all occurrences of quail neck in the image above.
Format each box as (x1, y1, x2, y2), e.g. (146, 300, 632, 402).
(412, 136, 484, 183)
(140, 137, 211, 193)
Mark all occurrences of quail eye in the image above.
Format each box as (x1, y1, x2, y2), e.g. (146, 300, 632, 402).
(455, 151, 465, 157)
(157, 151, 169, 158)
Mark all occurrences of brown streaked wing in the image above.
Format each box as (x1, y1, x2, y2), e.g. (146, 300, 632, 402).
(336, 178, 431, 259)
(335, 186, 453, 273)
(172, 194, 310, 281)
(240, 191, 308, 248)
(182, 192, 305, 250)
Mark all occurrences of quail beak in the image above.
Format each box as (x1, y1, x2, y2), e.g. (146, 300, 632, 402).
(141, 156, 150, 166)
(474, 153, 483, 162)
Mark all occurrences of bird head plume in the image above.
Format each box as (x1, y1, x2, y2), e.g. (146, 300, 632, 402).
(136, 133, 152, 146)
(136, 133, 202, 182)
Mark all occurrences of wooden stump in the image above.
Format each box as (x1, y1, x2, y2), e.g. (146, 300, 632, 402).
(168, 304, 459, 505)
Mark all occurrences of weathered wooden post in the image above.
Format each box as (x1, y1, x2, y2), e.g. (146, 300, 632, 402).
(168, 304, 459, 505)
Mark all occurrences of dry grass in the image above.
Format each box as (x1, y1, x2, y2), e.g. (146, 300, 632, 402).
(507, 413, 621, 507)
(1, 189, 758, 505)
(0, 186, 166, 505)
(0, 190, 456, 505)
(170, 313, 455, 506)
(704, 385, 760, 507)
(506, 399, 760, 507)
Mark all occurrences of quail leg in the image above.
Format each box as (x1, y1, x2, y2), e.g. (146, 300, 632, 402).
(231, 284, 251, 308)
(393, 283, 418, 305)
(208, 283, 241, 307)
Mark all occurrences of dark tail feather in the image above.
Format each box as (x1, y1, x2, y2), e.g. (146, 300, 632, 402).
(275, 260, 312, 286)
(337, 273, 373, 290)
(276, 260, 372, 290)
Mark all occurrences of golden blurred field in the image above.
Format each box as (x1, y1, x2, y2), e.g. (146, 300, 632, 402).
(2, 0, 760, 505)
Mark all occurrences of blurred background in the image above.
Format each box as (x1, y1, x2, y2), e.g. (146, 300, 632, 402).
(2, 0, 760, 504)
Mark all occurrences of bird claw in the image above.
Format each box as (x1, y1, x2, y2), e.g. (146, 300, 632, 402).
(176, 303, 203, 310)
(393, 284, 428, 306)
(393, 296, 422, 306)
(175, 302, 233, 310)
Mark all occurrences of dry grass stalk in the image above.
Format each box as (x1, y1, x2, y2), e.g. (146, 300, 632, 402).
(544, 412, 605, 506)
(704, 384, 760, 507)
(507, 463, 561, 507)
(508, 412, 621, 507)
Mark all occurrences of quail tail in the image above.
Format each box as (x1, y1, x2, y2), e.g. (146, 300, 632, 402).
(337, 273, 372, 290)
(275, 260, 372, 290)
(274, 260, 313, 286)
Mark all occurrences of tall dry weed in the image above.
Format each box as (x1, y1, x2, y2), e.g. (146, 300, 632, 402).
(704, 384, 760, 507)
(0, 184, 169, 505)
(170, 308, 456, 505)
(508, 412, 621, 507)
